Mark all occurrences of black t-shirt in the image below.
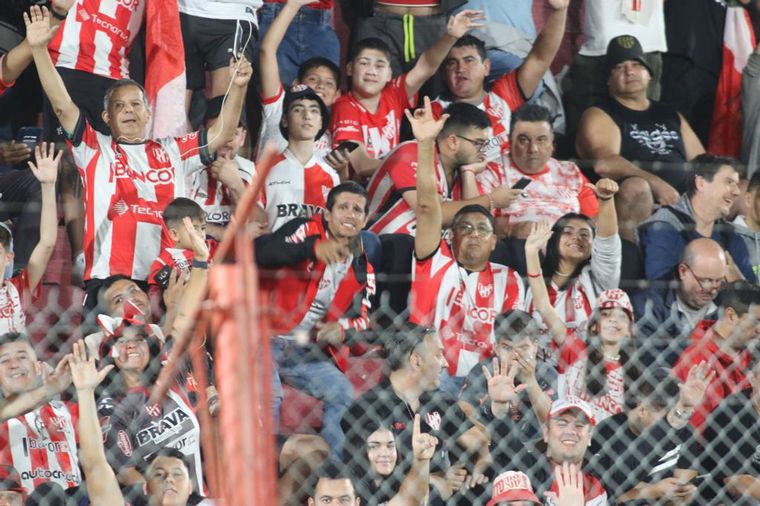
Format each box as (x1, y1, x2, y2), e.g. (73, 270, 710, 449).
(664, 0, 727, 74)
(341, 379, 473, 476)
(687, 388, 760, 504)
(589, 412, 696, 504)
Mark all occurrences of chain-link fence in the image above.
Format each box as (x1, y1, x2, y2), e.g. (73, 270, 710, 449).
(4, 223, 760, 505)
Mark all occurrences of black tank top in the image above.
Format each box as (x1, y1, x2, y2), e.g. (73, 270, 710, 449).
(598, 97, 689, 191)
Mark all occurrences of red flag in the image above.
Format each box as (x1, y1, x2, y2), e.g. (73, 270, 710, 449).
(144, 0, 186, 138)
(708, 6, 756, 156)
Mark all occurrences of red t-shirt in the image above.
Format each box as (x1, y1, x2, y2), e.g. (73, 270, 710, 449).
(330, 74, 417, 160)
(672, 320, 753, 431)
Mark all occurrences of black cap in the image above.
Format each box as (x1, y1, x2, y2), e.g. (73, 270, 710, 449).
(606, 35, 652, 76)
(279, 84, 330, 141)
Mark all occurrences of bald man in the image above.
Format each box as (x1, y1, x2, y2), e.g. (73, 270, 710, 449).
(633, 238, 734, 367)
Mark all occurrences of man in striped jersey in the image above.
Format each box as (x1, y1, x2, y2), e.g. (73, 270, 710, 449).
(408, 98, 524, 396)
(0, 333, 80, 495)
(25, 5, 251, 314)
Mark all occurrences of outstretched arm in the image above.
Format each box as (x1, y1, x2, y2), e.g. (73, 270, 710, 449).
(26, 143, 61, 292)
(405, 10, 485, 98)
(207, 57, 253, 153)
(259, 0, 316, 99)
(409, 97, 448, 259)
(70, 340, 124, 505)
(25, 6, 80, 135)
(516, 0, 568, 98)
(524, 222, 567, 346)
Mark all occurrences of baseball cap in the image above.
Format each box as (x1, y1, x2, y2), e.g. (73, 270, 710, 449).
(279, 84, 330, 140)
(486, 471, 541, 506)
(548, 397, 596, 427)
(595, 288, 634, 320)
(606, 35, 652, 76)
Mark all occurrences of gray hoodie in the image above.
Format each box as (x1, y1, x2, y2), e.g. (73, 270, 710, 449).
(733, 215, 760, 281)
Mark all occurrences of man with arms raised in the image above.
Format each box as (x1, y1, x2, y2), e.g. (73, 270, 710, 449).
(25, 6, 251, 311)
(408, 98, 524, 395)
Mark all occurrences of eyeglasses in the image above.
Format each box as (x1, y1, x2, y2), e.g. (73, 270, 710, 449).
(683, 264, 726, 292)
(453, 222, 493, 237)
(456, 135, 489, 152)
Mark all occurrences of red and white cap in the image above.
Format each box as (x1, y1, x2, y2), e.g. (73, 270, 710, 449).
(486, 471, 541, 506)
(595, 288, 633, 319)
(548, 397, 597, 427)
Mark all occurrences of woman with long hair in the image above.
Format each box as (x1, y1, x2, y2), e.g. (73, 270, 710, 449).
(525, 221, 639, 422)
(524, 179, 622, 366)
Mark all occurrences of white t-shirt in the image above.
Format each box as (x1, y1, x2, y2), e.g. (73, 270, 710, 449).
(189, 155, 255, 224)
(580, 0, 667, 56)
(178, 0, 261, 23)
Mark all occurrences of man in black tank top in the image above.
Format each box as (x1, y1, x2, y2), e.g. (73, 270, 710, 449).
(576, 35, 705, 244)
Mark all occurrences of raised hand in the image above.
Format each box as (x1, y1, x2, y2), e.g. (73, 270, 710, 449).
(42, 354, 72, 395)
(23, 6, 58, 49)
(183, 217, 210, 262)
(28, 142, 62, 185)
(525, 221, 553, 255)
(548, 462, 584, 506)
(483, 357, 525, 404)
(584, 178, 619, 201)
(678, 361, 716, 410)
(229, 56, 253, 88)
(70, 340, 114, 392)
(405, 96, 449, 143)
(412, 413, 438, 461)
(446, 9, 486, 39)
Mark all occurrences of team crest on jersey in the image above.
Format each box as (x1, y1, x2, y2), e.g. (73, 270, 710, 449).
(425, 411, 441, 431)
(49, 416, 70, 432)
(151, 146, 170, 165)
(486, 100, 506, 122)
(118, 430, 133, 456)
(144, 403, 161, 418)
(477, 283, 493, 298)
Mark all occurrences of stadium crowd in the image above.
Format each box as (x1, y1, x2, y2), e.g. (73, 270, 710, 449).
(2, 0, 760, 504)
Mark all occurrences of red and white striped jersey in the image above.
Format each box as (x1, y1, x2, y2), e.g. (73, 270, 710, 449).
(557, 333, 625, 422)
(0, 402, 81, 493)
(188, 155, 255, 224)
(260, 149, 340, 232)
(410, 241, 525, 377)
(477, 155, 599, 221)
(48, 0, 145, 80)
(329, 74, 417, 160)
(258, 86, 332, 161)
(68, 117, 211, 281)
(0, 271, 37, 335)
(433, 71, 525, 162)
(366, 141, 448, 236)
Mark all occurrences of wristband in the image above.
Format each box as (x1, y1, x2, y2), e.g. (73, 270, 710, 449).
(461, 167, 475, 174)
(598, 196, 614, 201)
(192, 259, 209, 269)
(487, 193, 494, 210)
(527, 272, 542, 278)
(50, 7, 68, 20)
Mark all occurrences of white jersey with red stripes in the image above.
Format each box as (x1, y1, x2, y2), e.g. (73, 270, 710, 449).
(48, 0, 145, 80)
(410, 241, 525, 377)
(433, 71, 525, 162)
(0, 401, 81, 493)
(366, 141, 449, 236)
(257, 86, 332, 161)
(0, 271, 35, 336)
(189, 155, 255, 224)
(260, 148, 340, 232)
(68, 117, 211, 281)
(557, 332, 625, 422)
